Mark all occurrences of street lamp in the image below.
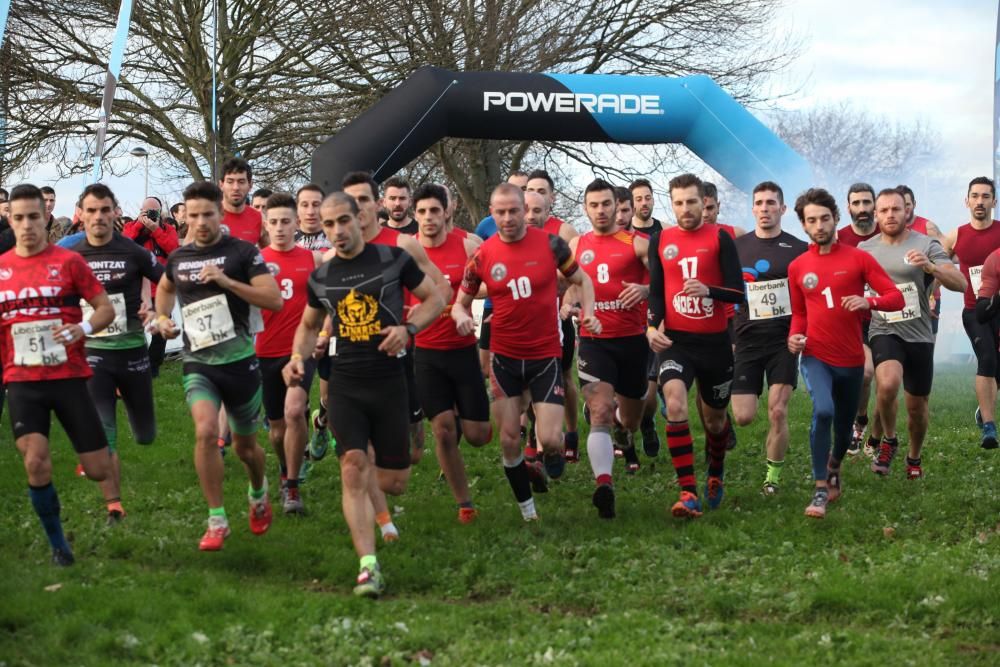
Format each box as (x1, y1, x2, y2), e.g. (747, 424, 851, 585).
(129, 146, 149, 200)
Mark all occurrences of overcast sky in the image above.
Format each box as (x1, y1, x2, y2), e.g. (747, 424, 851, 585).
(26, 0, 1000, 237)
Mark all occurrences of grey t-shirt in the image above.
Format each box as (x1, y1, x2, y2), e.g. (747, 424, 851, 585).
(859, 231, 951, 343)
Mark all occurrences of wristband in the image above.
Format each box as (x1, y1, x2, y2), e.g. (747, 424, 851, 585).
(157, 314, 170, 321)
(81, 320, 94, 336)
(290, 353, 303, 361)
(318, 330, 329, 338)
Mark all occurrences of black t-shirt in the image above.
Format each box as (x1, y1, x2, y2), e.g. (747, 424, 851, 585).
(68, 232, 164, 348)
(382, 218, 419, 236)
(164, 234, 270, 364)
(307, 243, 424, 378)
(732, 230, 808, 343)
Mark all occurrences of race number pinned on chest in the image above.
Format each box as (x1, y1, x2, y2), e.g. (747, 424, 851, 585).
(880, 282, 921, 323)
(970, 265, 984, 296)
(182, 294, 236, 351)
(81, 293, 127, 337)
(12, 319, 68, 366)
(746, 278, 791, 320)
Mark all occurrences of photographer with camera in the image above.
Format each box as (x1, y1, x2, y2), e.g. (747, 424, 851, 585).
(123, 197, 180, 378)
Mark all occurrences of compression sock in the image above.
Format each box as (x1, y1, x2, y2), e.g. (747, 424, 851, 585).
(705, 418, 730, 478)
(666, 421, 696, 494)
(586, 425, 614, 486)
(209, 506, 227, 521)
(502, 454, 533, 503)
(28, 483, 71, 553)
(765, 459, 784, 485)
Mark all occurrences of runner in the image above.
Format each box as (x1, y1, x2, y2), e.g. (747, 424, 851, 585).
(731, 181, 807, 495)
(859, 188, 964, 478)
(294, 184, 330, 252)
(413, 183, 492, 523)
(787, 188, 903, 519)
(283, 191, 444, 597)
(1, 184, 115, 565)
(381, 176, 418, 235)
(69, 184, 164, 523)
(257, 192, 321, 514)
(568, 179, 650, 517)
(219, 158, 266, 247)
(153, 181, 283, 550)
(646, 174, 744, 518)
(614, 186, 634, 231)
(453, 183, 599, 520)
(898, 185, 944, 336)
(942, 176, 1000, 449)
(629, 178, 664, 235)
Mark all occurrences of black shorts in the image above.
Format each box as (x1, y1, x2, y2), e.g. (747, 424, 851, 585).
(414, 345, 490, 421)
(732, 341, 799, 395)
(259, 355, 316, 422)
(478, 306, 493, 350)
(182, 356, 262, 436)
(328, 373, 409, 470)
(86, 345, 156, 450)
(862, 318, 871, 347)
(560, 317, 576, 373)
(655, 332, 734, 410)
(870, 334, 935, 397)
(577, 335, 649, 400)
(402, 348, 423, 424)
(490, 353, 564, 406)
(962, 308, 1000, 380)
(7, 378, 108, 453)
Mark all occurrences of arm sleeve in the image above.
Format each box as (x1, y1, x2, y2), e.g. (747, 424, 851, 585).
(706, 230, 745, 304)
(150, 224, 179, 255)
(788, 263, 807, 336)
(460, 247, 484, 296)
(862, 253, 905, 311)
(550, 234, 579, 278)
(646, 229, 665, 328)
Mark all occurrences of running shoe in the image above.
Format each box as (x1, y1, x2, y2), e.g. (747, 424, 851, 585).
(848, 420, 866, 457)
(982, 422, 998, 450)
(804, 490, 829, 519)
(592, 483, 616, 519)
(761, 481, 779, 496)
(705, 475, 725, 510)
(826, 470, 842, 503)
(526, 460, 548, 493)
(906, 463, 923, 480)
(671, 491, 703, 518)
(543, 450, 566, 479)
(622, 446, 640, 474)
(458, 507, 479, 524)
(106, 509, 126, 526)
(309, 409, 332, 460)
(51, 546, 75, 567)
(283, 487, 304, 515)
(353, 565, 386, 598)
(298, 458, 313, 484)
(564, 446, 579, 464)
(249, 494, 273, 536)
(871, 440, 897, 476)
(199, 516, 231, 551)
(75, 463, 87, 478)
(641, 425, 660, 458)
(279, 480, 289, 506)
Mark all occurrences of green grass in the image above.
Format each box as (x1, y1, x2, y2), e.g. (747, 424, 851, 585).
(0, 364, 997, 666)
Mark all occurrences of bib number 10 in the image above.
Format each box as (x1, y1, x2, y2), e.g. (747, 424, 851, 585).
(506, 276, 532, 300)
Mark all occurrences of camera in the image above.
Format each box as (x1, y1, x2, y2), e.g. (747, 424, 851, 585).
(144, 209, 160, 222)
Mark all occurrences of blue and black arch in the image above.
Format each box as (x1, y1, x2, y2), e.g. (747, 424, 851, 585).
(311, 66, 812, 195)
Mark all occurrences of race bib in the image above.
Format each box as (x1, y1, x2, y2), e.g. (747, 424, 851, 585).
(970, 265, 984, 296)
(328, 336, 337, 356)
(12, 319, 68, 366)
(880, 282, 921, 323)
(181, 294, 236, 351)
(80, 293, 127, 338)
(249, 305, 264, 334)
(746, 278, 791, 320)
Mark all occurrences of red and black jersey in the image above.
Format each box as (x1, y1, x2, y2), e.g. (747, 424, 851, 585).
(647, 223, 744, 335)
(788, 243, 903, 367)
(575, 230, 647, 338)
(0, 245, 105, 382)
(256, 245, 315, 358)
(953, 221, 1000, 309)
(837, 224, 879, 248)
(461, 226, 577, 359)
(416, 233, 476, 350)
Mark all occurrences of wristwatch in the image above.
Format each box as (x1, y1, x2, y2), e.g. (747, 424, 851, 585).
(404, 323, 418, 337)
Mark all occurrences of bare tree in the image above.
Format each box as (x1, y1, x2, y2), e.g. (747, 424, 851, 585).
(2, 0, 796, 221)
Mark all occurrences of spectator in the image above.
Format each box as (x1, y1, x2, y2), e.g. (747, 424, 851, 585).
(170, 202, 187, 239)
(40, 186, 70, 241)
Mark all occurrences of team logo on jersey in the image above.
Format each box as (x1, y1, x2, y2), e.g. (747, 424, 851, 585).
(0, 268, 11, 280)
(47, 265, 61, 281)
(671, 292, 714, 319)
(266, 262, 281, 277)
(802, 272, 819, 290)
(490, 263, 508, 281)
(579, 250, 596, 266)
(663, 244, 679, 260)
(220, 224, 231, 236)
(337, 289, 380, 342)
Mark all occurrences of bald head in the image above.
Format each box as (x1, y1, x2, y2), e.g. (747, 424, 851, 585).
(524, 190, 549, 228)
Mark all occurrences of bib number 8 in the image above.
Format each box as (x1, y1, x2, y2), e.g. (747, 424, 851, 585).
(506, 276, 532, 300)
(596, 263, 609, 284)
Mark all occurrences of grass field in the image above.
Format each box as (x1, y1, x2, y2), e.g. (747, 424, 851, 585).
(0, 363, 997, 666)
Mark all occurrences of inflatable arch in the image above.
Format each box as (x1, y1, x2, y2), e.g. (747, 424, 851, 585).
(311, 66, 812, 196)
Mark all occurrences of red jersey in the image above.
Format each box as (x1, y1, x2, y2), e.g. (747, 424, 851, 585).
(837, 224, 879, 247)
(953, 221, 1000, 309)
(461, 226, 577, 359)
(978, 248, 1000, 299)
(371, 225, 401, 248)
(575, 230, 647, 338)
(416, 233, 476, 350)
(543, 216, 563, 237)
(255, 246, 315, 358)
(650, 223, 742, 335)
(718, 224, 737, 320)
(449, 228, 469, 240)
(223, 207, 263, 246)
(910, 216, 930, 235)
(788, 243, 903, 367)
(0, 245, 104, 382)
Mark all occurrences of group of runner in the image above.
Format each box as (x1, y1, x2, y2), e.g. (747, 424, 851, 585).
(3, 161, 998, 597)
